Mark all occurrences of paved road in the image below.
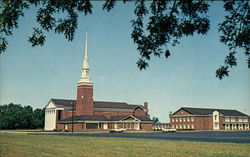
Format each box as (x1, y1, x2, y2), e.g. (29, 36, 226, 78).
(30, 131, 250, 143)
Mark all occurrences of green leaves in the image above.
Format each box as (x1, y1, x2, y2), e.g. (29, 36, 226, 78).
(217, 0, 249, 79)
(132, 0, 210, 70)
(0, 0, 249, 79)
(0, 37, 8, 53)
(28, 28, 46, 47)
(216, 66, 229, 80)
(0, 0, 29, 53)
(55, 12, 78, 41)
(0, 103, 45, 129)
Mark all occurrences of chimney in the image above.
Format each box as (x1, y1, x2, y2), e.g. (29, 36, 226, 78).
(144, 102, 148, 110)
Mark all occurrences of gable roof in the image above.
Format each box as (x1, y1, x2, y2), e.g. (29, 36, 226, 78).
(48, 99, 145, 111)
(51, 99, 76, 107)
(93, 101, 141, 109)
(174, 107, 248, 116)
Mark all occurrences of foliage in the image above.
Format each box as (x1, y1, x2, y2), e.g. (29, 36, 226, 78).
(0, 103, 45, 129)
(0, 0, 249, 79)
(152, 117, 159, 123)
(216, 0, 249, 79)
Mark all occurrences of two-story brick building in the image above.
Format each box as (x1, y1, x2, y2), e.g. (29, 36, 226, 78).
(170, 107, 249, 130)
(44, 33, 152, 131)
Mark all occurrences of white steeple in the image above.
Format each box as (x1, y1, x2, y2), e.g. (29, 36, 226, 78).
(78, 32, 92, 85)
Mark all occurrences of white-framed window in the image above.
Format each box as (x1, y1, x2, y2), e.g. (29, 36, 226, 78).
(183, 117, 186, 122)
(231, 117, 235, 122)
(179, 118, 182, 122)
(191, 124, 194, 129)
(243, 117, 248, 122)
(103, 123, 108, 130)
(172, 118, 175, 122)
(183, 124, 186, 129)
(187, 124, 190, 129)
(238, 117, 243, 122)
(179, 125, 182, 129)
(191, 117, 194, 122)
(225, 117, 230, 122)
(176, 118, 178, 122)
(187, 117, 190, 122)
(176, 125, 178, 129)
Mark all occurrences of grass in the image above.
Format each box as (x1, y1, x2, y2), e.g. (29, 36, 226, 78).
(0, 134, 249, 157)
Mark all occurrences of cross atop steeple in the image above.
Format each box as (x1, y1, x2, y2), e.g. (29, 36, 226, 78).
(78, 32, 92, 85)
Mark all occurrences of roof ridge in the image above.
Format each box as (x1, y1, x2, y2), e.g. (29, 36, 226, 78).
(51, 98, 75, 101)
(94, 101, 127, 104)
(183, 107, 238, 111)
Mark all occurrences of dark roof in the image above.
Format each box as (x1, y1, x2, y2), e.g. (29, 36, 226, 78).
(59, 115, 110, 122)
(93, 101, 140, 109)
(134, 116, 152, 121)
(179, 107, 248, 116)
(50, 99, 143, 110)
(110, 115, 152, 121)
(51, 99, 76, 107)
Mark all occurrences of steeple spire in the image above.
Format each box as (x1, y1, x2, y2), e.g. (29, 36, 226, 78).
(78, 32, 92, 85)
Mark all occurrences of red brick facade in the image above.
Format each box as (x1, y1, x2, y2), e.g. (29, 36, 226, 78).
(76, 84, 93, 115)
(170, 108, 249, 131)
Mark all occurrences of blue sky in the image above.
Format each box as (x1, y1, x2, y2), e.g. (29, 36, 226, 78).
(1, 2, 249, 122)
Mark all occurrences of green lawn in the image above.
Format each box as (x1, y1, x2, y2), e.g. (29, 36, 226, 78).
(0, 134, 249, 157)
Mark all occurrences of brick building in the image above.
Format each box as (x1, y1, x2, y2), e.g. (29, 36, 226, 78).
(44, 33, 152, 131)
(170, 107, 249, 131)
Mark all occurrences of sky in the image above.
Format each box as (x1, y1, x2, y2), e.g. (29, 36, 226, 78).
(1, 2, 249, 122)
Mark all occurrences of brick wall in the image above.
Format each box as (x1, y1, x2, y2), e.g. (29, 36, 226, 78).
(93, 111, 133, 119)
(76, 84, 93, 115)
(134, 107, 146, 116)
(141, 123, 153, 131)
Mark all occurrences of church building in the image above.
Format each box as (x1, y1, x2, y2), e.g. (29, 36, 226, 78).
(44, 33, 153, 131)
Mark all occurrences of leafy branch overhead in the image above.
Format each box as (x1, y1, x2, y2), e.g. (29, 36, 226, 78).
(0, 0, 249, 79)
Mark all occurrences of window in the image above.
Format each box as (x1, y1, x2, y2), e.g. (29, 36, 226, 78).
(183, 124, 186, 129)
(86, 123, 99, 129)
(187, 117, 190, 122)
(214, 115, 217, 121)
(172, 118, 175, 122)
(179, 125, 182, 129)
(176, 118, 178, 122)
(231, 117, 235, 122)
(191, 124, 194, 129)
(103, 123, 108, 130)
(187, 124, 190, 129)
(183, 117, 186, 122)
(191, 117, 194, 122)
(238, 117, 243, 122)
(244, 117, 248, 122)
(176, 125, 178, 129)
(225, 117, 230, 122)
(58, 110, 62, 120)
(179, 118, 182, 122)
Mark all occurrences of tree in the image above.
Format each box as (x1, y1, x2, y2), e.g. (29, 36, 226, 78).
(152, 117, 159, 123)
(0, 103, 45, 129)
(33, 108, 45, 129)
(0, 0, 249, 79)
